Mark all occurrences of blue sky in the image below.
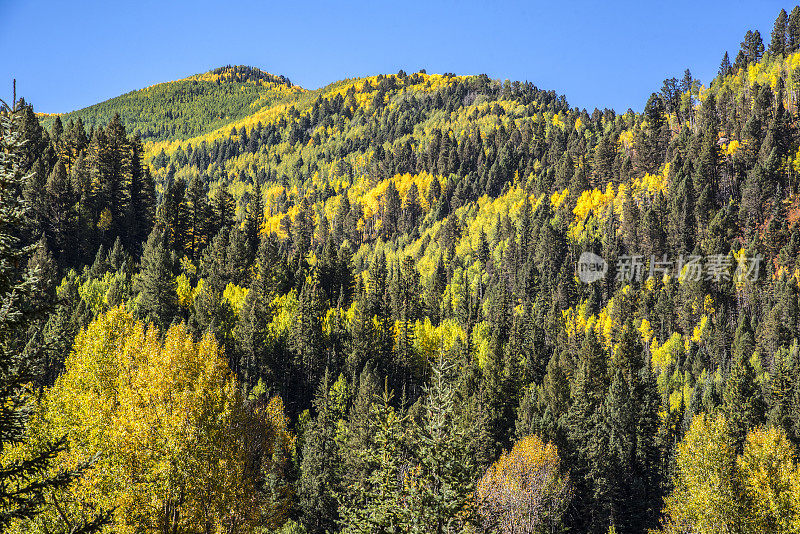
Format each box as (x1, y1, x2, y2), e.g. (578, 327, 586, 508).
(0, 0, 794, 114)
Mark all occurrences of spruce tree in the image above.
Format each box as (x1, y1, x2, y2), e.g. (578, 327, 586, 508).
(299, 372, 342, 533)
(407, 353, 479, 533)
(789, 6, 800, 53)
(767, 343, 798, 443)
(338, 386, 411, 533)
(126, 134, 155, 250)
(293, 272, 325, 387)
(43, 160, 75, 261)
(0, 96, 108, 532)
(133, 226, 177, 330)
(184, 173, 208, 261)
(769, 8, 788, 56)
(718, 51, 732, 78)
(723, 314, 766, 450)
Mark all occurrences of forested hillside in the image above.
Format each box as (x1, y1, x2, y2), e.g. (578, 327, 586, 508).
(40, 65, 301, 141)
(5, 7, 800, 533)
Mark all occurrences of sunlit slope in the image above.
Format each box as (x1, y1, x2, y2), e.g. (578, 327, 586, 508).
(41, 66, 305, 141)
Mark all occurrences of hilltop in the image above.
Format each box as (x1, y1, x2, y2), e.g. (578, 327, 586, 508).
(40, 65, 304, 141)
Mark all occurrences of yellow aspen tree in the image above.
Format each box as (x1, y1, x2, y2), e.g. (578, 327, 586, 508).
(477, 434, 571, 533)
(9, 307, 293, 534)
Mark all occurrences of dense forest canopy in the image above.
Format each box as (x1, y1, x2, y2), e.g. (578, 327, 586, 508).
(4, 6, 800, 533)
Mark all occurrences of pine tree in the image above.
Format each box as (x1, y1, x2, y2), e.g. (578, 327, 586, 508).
(566, 330, 608, 531)
(399, 182, 422, 235)
(789, 6, 800, 53)
(634, 94, 667, 177)
(299, 372, 342, 533)
(209, 183, 235, 238)
(184, 173, 208, 261)
(766, 343, 797, 443)
(43, 160, 75, 261)
(126, 134, 155, 249)
(382, 181, 401, 239)
(90, 114, 131, 239)
(293, 272, 325, 387)
(157, 176, 189, 256)
(723, 314, 766, 450)
(424, 255, 447, 325)
(0, 96, 109, 532)
(769, 8, 788, 56)
(338, 385, 411, 533)
(245, 171, 264, 252)
(133, 226, 177, 330)
(718, 51, 732, 78)
(406, 353, 479, 533)
(239, 236, 288, 380)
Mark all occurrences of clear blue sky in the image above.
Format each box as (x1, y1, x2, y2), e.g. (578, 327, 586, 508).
(0, 0, 795, 114)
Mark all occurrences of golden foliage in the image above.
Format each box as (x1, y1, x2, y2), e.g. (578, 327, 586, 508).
(660, 415, 800, 534)
(9, 307, 293, 534)
(477, 435, 571, 533)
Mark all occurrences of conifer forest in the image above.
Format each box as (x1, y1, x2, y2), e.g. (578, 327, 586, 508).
(6, 5, 800, 533)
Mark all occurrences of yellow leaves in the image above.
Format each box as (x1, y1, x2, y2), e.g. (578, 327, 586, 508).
(78, 270, 128, 315)
(550, 188, 569, 210)
(723, 139, 740, 156)
(661, 413, 740, 533)
(691, 315, 708, 344)
(651, 332, 683, 370)
(414, 317, 467, 364)
(175, 274, 201, 308)
(638, 318, 653, 345)
(662, 416, 800, 534)
(738, 427, 800, 532)
(357, 171, 442, 221)
(792, 145, 800, 176)
(572, 183, 616, 223)
(635, 162, 670, 196)
(472, 321, 491, 368)
(477, 435, 570, 532)
(97, 207, 112, 231)
(222, 282, 248, 315)
(618, 129, 634, 149)
(568, 182, 619, 243)
(25, 308, 294, 533)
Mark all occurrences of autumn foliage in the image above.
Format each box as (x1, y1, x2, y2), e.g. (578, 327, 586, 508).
(5, 307, 293, 534)
(660, 414, 800, 534)
(477, 434, 571, 533)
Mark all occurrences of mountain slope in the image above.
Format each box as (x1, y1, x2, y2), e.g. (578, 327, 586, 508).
(41, 65, 304, 141)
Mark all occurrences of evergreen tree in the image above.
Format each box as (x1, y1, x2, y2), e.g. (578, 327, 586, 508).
(338, 386, 411, 533)
(299, 372, 342, 533)
(769, 8, 788, 56)
(91, 114, 131, 239)
(406, 353, 479, 533)
(184, 173, 208, 261)
(126, 134, 155, 249)
(133, 226, 177, 330)
(293, 272, 325, 388)
(0, 97, 108, 532)
(209, 183, 235, 238)
(718, 51, 732, 78)
(43, 160, 75, 261)
(789, 6, 800, 53)
(723, 314, 766, 450)
(382, 181, 401, 239)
